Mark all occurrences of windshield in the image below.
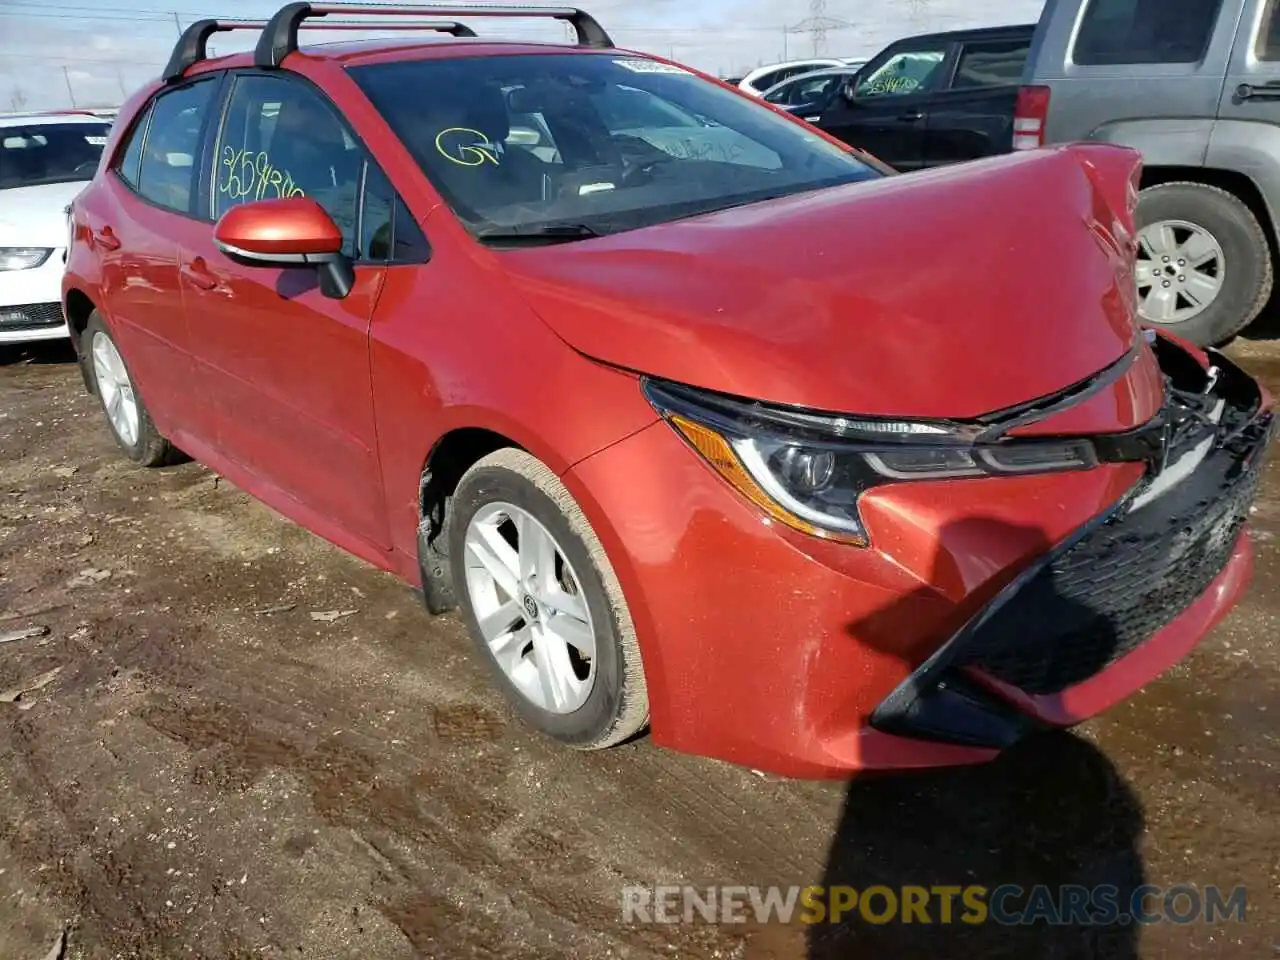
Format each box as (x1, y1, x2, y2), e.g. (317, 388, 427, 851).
(0, 122, 111, 189)
(351, 53, 880, 242)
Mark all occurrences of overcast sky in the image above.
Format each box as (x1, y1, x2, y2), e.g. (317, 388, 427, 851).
(0, 0, 1045, 111)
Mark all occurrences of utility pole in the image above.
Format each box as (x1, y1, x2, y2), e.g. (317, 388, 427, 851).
(174, 11, 183, 36)
(809, 0, 827, 56)
(61, 66, 77, 107)
(114, 67, 128, 99)
(783, 25, 788, 60)
(789, 1, 851, 58)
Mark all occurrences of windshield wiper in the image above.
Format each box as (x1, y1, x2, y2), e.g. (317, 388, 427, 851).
(475, 223, 602, 246)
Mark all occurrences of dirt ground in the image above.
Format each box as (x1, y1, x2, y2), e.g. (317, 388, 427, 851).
(0, 338, 1276, 960)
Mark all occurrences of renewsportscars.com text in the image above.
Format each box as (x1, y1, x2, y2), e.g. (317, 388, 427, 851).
(621, 883, 1247, 927)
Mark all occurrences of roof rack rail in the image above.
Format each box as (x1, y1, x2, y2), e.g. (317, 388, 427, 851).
(255, 2, 614, 68)
(164, 19, 267, 83)
(163, 16, 478, 83)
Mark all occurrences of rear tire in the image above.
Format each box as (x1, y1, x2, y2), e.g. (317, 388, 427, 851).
(1135, 181, 1272, 346)
(448, 449, 649, 750)
(82, 311, 182, 467)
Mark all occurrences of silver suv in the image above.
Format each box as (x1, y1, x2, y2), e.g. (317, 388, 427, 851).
(1022, 0, 1280, 345)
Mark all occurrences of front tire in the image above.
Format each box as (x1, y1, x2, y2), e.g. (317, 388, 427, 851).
(1134, 181, 1272, 345)
(447, 448, 649, 750)
(82, 311, 181, 467)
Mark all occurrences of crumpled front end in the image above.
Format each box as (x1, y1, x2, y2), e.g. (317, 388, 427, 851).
(872, 333, 1275, 750)
(564, 329, 1273, 777)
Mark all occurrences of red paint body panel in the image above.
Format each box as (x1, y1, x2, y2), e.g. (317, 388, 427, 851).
(368, 212, 662, 574)
(1007, 342, 1165, 438)
(503, 146, 1142, 418)
(60, 40, 1269, 778)
(71, 174, 212, 441)
(180, 227, 392, 549)
(563, 420, 1159, 778)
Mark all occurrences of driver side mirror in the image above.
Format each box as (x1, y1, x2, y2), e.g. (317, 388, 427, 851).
(840, 79, 860, 103)
(213, 197, 354, 300)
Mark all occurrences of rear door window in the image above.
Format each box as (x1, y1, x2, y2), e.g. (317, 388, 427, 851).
(115, 109, 149, 190)
(950, 38, 1032, 89)
(135, 78, 217, 214)
(1073, 0, 1224, 65)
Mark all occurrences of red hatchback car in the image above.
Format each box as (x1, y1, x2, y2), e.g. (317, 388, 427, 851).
(64, 4, 1274, 778)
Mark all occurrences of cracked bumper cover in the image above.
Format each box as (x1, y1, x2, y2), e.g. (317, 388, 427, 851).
(871, 342, 1275, 750)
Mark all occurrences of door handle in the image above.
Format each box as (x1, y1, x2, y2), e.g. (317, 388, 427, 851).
(180, 258, 218, 291)
(90, 226, 120, 251)
(897, 109, 925, 122)
(1236, 81, 1280, 101)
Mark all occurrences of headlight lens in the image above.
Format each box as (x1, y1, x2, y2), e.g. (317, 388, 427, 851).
(0, 248, 53, 271)
(646, 379, 1099, 546)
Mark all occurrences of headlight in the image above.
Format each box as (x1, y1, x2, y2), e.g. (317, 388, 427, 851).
(0, 248, 53, 271)
(644, 379, 1099, 546)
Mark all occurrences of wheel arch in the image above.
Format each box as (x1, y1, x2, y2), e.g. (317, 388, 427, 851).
(63, 286, 99, 394)
(419, 426, 525, 534)
(415, 423, 530, 615)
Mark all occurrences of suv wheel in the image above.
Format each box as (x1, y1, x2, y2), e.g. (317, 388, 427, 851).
(83, 311, 182, 467)
(448, 448, 649, 749)
(1134, 182, 1273, 345)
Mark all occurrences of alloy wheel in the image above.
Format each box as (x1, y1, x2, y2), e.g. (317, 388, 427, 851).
(1135, 219, 1225, 325)
(462, 501, 597, 714)
(91, 331, 140, 448)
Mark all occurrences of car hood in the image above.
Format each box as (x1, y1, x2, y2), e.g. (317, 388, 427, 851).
(0, 181, 87, 247)
(501, 145, 1145, 420)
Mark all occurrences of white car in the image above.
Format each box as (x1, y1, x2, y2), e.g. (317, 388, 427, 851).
(0, 112, 113, 345)
(738, 59, 844, 97)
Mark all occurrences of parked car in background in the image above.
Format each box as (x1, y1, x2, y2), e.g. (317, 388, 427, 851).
(64, 5, 1276, 778)
(798, 24, 1035, 171)
(0, 111, 112, 345)
(761, 66, 863, 119)
(1020, 0, 1280, 345)
(738, 58, 844, 96)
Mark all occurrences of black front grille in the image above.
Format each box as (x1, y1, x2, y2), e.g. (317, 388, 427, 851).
(957, 415, 1272, 695)
(0, 302, 65, 331)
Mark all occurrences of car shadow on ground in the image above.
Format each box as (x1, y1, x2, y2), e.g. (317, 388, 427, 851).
(808, 516, 1145, 959)
(0, 340, 77, 367)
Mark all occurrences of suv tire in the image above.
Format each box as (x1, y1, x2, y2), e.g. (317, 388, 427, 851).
(1135, 182, 1272, 346)
(82, 311, 184, 467)
(448, 448, 650, 749)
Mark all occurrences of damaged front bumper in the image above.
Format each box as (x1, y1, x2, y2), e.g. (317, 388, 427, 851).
(871, 334, 1275, 749)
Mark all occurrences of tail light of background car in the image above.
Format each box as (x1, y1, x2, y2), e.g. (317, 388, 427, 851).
(1013, 85, 1052, 151)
